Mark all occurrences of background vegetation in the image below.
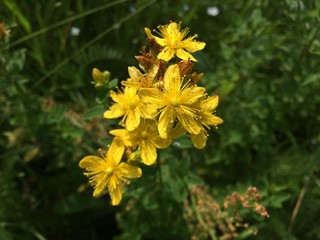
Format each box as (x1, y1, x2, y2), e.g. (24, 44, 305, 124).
(1, 0, 319, 239)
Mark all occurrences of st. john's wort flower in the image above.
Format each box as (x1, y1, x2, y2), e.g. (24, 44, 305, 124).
(79, 137, 142, 205)
(145, 22, 205, 62)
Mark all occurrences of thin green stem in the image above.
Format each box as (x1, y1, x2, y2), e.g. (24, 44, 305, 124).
(157, 151, 164, 187)
(0, 222, 46, 240)
(31, 0, 156, 89)
(8, 0, 128, 48)
(190, 194, 217, 240)
(288, 176, 309, 233)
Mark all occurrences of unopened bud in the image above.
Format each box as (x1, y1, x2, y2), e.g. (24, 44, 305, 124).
(92, 68, 110, 87)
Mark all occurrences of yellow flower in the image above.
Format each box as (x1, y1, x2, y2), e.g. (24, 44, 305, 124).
(110, 120, 171, 165)
(190, 95, 223, 149)
(104, 87, 157, 131)
(79, 137, 142, 206)
(122, 63, 159, 89)
(145, 22, 205, 62)
(139, 64, 206, 139)
(196, 96, 223, 127)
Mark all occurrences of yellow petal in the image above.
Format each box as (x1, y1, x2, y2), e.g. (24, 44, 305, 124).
(176, 48, 197, 61)
(121, 79, 139, 88)
(106, 137, 124, 166)
(206, 115, 224, 126)
(158, 47, 175, 61)
(167, 22, 180, 36)
(199, 111, 224, 127)
(155, 38, 167, 46)
(164, 64, 180, 93)
(191, 130, 208, 149)
(109, 129, 133, 146)
(152, 135, 172, 149)
(138, 102, 158, 119)
(124, 86, 139, 99)
(144, 27, 153, 38)
(79, 155, 106, 171)
(117, 162, 142, 179)
(126, 109, 140, 131)
(128, 66, 144, 83)
(92, 173, 109, 197)
(177, 113, 201, 135)
(140, 140, 157, 165)
(139, 88, 164, 106)
(109, 181, 124, 206)
(178, 105, 198, 117)
(180, 86, 206, 105)
(181, 38, 206, 52)
(109, 129, 127, 137)
(137, 118, 148, 130)
(109, 90, 121, 103)
(145, 27, 166, 46)
(158, 107, 175, 139)
(201, 95, 219, 111)
(104, 105, 125, 119)
(170, 123, 186, 139)
(148, 62, 159, 80)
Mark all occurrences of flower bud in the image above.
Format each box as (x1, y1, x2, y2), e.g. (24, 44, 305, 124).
(92, 68, 110, 87)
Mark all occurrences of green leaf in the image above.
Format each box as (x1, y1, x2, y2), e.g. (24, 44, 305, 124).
(108, 78, 119, 89)
(5, 49, 27, 73)
(219, 79, 236, 96)
(170, 178, 188, 202)
(224, 130, 242, 146)
(0, 226, 13, 240)
(175, 156, 190, 176)
(310, 38, 320, 55)
(3, 0, 32, 33)
(54, 193, 104, 215)
(173, 135, 193, 149)
(238, 226, 259, 239)
(268, 194, 291, 208)
(48, 105, 67, 123)
(302, 74, 318, 86)
(98, 136, 113, 147)
(185, 173, 204, 185)
(83, 105, 105, 119)
(310, 47, 320, 55)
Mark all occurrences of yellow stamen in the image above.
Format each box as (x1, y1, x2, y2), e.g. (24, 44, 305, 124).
(171, 97, 180, 107)
(141, 131, 148, 139)
(105, 167, 114, 175)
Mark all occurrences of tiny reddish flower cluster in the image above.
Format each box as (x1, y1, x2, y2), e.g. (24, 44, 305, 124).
(183, 185, 269, 240)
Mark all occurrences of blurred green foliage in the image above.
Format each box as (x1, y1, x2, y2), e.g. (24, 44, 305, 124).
(0, 0, 320, 239)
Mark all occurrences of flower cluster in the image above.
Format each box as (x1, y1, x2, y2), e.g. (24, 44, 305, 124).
(183, 185, 269, 240)
(79, 22, 223, 205)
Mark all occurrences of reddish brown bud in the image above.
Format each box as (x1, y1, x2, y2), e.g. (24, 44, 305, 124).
(178, 60, 194, 76)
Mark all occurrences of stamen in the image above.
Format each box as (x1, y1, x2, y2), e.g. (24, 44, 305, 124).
(105, 167, 114, 175)
(170, 97, 180, 107)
